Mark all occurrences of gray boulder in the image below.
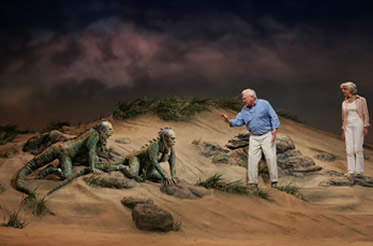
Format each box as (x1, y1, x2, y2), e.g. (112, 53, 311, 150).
(121, 197, 154, 209)
(275, 133, 295, 154)
(23, 130, 70, 155)
(160, 178, 209, 199)
(132, 204, 174, 232)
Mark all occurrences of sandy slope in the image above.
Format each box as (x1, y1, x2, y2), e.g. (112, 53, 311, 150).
(1, 108, 373, 246)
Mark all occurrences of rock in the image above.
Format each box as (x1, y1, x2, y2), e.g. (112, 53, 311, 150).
(160, 178, 209, 199)
(277, 149, 302, 161)
(197, 142, 229, 158)
(121, 197, 153, 209)
(278, 155, 322, 175)
(325, 170, 345, 177)
(97, 172, 137, 189)
(22, 130, 71, 155)
(226, 133, 250, 150)
(319, 178, 354, 187)
(314, 152, 336, 162)
(275, 133, 295, 154)
(132, 204, 174, 232)
(320, 175, 373, 188)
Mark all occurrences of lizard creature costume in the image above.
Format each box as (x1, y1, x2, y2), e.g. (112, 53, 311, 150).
(47, 128, 177, 195)
(117, 127, 177, 185)
(15, 120, 113, 195)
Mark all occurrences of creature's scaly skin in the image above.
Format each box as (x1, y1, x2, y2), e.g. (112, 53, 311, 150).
(119, 140, 176, 182)
(47, 139, 176, 195)
(16, 129, 101, 195)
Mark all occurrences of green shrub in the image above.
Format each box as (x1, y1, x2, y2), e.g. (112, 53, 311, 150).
(3, 209, 29, 229)
(197, 174, 270, 199)
(0, 125, 23, 145)
(278, 184, 305, 200)
(213, 97, 242, 111)
(22, 192, 51, 218)
(42, 120, 70, 133)
(113, 96, 212, 121)
(212, 154, 229, 164)
(191, 139, 201, 145)
(173, 220, 182, 231)
(0, 183, 6, 193)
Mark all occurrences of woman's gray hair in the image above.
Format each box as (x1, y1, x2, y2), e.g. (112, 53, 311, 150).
(340, 81, 357, 95)
(242, 89, 257, 98)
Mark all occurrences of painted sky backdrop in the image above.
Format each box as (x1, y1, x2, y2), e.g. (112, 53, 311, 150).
(1, 0, 373, 143)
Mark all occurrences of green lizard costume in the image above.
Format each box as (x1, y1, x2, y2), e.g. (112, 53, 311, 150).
(15, 120, 113, 195)
(117, 127, 177, 185)
(47, 128, 177, 195)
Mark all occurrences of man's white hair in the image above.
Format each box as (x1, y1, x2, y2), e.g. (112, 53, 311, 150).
(340, 81, 357, 95)
(242, 89, 257, 98)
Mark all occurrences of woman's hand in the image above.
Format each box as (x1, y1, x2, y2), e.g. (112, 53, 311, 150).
(342, 131, 345, 140)
(363, 127, 369, 136)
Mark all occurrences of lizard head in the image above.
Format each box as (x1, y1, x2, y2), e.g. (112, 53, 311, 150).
(159, 128, 176, 149)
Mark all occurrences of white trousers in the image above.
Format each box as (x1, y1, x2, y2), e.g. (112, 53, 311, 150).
(345, 118, 364, 174)
(248, 131, 278, 184)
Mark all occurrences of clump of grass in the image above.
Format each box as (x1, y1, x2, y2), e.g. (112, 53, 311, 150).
(197, 174, 270, 199)
(3, 209, 29, 229)
(278, 184, 305, 200)
(85, 175, 105, 187)
(197, 174, 249, 195)
(42, 120, 70, 133)
(22, 192, 50, 218)
(213, 97, 242, 112)
(113, 96, 212, 121)
(0, 183, 6, 193)
(173, 220, 183, 231)
(191, 138, 201, 145)
(252, 189, 269, 199)
(0, 125, 24, 145)
(212, 154, 229, 164)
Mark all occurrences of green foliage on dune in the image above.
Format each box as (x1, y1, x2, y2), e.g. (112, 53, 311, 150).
(196, 173, 269, 199)
(113, 96, 244, 121)
(0, 125, 25, 145)
(3, 209, 29, 229)
(42, 120, 70, 133)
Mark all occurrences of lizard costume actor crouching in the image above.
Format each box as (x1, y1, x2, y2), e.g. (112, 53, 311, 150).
(15, 120, 113, 195)
(114, 128, 177, 186)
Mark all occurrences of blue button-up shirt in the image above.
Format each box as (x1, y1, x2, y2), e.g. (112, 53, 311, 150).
(230, 98, 280, 135)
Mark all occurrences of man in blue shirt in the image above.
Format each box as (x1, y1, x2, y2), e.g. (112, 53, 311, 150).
(220, 89, 280, 189)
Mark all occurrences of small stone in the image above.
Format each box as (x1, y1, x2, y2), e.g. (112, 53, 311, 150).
(132, 204, 174, 232)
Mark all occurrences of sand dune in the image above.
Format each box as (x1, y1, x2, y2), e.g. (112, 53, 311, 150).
(1, 108, 373, 246)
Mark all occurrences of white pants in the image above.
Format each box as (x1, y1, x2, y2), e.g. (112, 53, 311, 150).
(345, 119, 364, 174)
(248, 131, 278, 184)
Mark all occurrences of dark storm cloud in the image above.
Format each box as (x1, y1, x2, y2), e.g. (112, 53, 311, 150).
(0, 0, 372, 142)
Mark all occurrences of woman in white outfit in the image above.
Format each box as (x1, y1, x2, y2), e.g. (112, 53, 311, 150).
(340, 82, 370, 177)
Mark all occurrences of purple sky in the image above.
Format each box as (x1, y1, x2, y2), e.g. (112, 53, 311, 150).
(1, 0, 372, 143)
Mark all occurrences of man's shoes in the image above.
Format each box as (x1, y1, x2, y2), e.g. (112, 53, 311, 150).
(249, 183, 258, 190)
(344, 173, 354, 178)
(271, 182, 278, 189)
(355, 172, 364, 177)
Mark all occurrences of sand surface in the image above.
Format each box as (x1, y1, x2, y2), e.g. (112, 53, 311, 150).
(1, 108, 373, 246)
